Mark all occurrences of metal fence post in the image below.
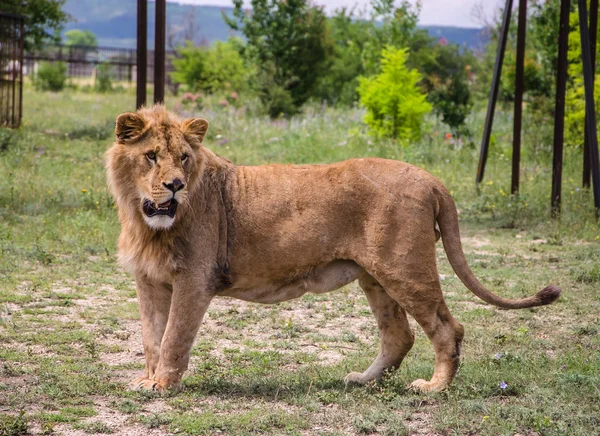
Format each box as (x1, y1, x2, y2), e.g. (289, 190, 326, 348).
(551, 0, 571, 216)
(476, 0, 514, 184)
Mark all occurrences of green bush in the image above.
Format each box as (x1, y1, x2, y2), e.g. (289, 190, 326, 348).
(35, 61, 67, 92)
(95, 62, 113, 93)
(171, 39, 251, 95)
(357, 46, 431, 140)
(171, 42, 205, 91)
(262, 84, 297, 118)
(418, 43, 474, 137)
(203, 40, 251, 94)
(0, 128, 14, 151)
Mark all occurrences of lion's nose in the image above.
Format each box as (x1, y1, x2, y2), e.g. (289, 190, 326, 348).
(163, 178, 185, 193)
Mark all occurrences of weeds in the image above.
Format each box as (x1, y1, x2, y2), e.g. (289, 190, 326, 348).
(0, 411, 28, 436)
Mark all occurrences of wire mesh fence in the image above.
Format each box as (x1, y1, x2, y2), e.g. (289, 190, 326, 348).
(23, 44, 175, 86)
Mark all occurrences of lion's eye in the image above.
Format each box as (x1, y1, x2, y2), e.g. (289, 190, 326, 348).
(181, 153, 188, 162)
(146, 151, 157, 161)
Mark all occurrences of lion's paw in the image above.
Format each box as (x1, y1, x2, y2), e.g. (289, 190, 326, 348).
(344, 372, 372, 385)
(127, 376, 166, 392)
(409, 378, 446, 393)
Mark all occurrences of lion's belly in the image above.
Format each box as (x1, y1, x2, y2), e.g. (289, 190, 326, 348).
(218, 260, 364, 304)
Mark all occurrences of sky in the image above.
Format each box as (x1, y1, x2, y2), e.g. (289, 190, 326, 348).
(168, 0, 501, 28)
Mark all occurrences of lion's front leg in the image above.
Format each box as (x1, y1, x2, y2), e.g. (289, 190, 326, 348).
(147, 277, 213, 391)
(128, 275, 172, 391)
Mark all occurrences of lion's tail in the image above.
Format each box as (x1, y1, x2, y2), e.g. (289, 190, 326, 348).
(435, 186, 561, 309)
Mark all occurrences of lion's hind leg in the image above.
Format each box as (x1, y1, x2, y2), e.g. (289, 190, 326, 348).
(407, 298, 464, 393)
(344, 273, 414, 385)
(382, 275, 464, 393)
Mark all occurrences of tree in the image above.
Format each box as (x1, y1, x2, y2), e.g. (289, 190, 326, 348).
(358, 47, 431, 140)
(313, 1, 423, 106)
(314, 0, 474, 135)
(361, 0, 421, 75)
(1, 0, 71, 50)
(419, 43, 475, 136)
(313, 6, 374, 106)
(224, 0, 333, 116)
(64, 29, 97, 47)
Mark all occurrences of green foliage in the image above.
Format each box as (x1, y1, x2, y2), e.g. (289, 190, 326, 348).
(476, 0, 570, 148)
(313, 0, 473, 135)
(314, 1, 422, 107)
(171, 42, 205, 92)
(35, 61, 67, 92)
(1, 0, 70, 50)
(419, 43, 475, 137)
(225, 0, 333, 116)
(0, 411, 28, 436)
(565, 1, 600, 147)
(171, 39, 250, 95)
(94, 63, 113, 93)
(358, 47, 431, 140)
(361, 0, 421, 76)
(313, 7, 373, 106)
(64, 29, 97, 46)
(261, 84, 296, 118)
(203, 40, 252, 94)
(0, 128, 14, 151)
(530, 0, 561, 79)
(480, 1, 556, 105)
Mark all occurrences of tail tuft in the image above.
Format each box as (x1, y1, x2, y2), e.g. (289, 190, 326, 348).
(535, 285, 561, 306)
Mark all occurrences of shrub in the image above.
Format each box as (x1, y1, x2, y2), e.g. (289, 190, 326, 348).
(357, 46, 431, 140)
(171, 39, 250, 95)
(95, 62, 113, 93)
(262, 84, 297, 118)
(419, 43, 474, 137)
(35, 61, 67, 92)
(171, 41, 206, 91)
(0, 128, 14, 151)
(203, 40, 250, 94)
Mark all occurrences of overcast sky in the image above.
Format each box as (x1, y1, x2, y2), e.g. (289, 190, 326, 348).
(168, 0, 502, 28)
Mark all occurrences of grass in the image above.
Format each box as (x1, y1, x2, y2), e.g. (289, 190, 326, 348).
(0, 86, 598, 435)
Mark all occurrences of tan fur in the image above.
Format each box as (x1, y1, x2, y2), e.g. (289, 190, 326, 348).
(105, 105, 561, 393)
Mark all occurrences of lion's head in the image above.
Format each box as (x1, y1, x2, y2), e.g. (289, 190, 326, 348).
(105, 105, 209, 230)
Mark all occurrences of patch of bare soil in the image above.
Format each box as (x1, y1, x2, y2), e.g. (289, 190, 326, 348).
(407, 410, 440, 435)
(51, 399, 167, 436)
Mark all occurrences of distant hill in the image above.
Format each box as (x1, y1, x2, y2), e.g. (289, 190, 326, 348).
(421, 26, 488, 51)
(63, 0, 488, 50)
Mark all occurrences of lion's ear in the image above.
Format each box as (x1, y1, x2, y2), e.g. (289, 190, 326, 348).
(115, 112, 147, 143)
(182, 118, 209, 144)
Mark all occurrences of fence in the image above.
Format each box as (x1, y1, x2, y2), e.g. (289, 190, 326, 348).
(23, 44, 175, 86)
(0, 12, 24, 128)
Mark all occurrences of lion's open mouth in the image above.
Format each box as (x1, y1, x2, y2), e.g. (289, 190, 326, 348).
(142, 198, 178, 218)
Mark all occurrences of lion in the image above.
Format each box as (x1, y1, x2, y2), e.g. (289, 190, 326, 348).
(104, 105, 560, 393)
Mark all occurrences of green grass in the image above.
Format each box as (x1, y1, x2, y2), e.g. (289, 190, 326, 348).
(0, 87, 598, 434)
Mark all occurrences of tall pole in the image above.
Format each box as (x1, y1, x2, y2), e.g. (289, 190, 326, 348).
(583, 0, 598, 188)
(136, 0, 147, 109)
(512, 0, 527, 194)
(18, 17, 24, 127)
(476, 0, 514, 184)
(578, 0, 600, 214)
(154, 0, 166, 104)
(551, 0, 571, 216)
